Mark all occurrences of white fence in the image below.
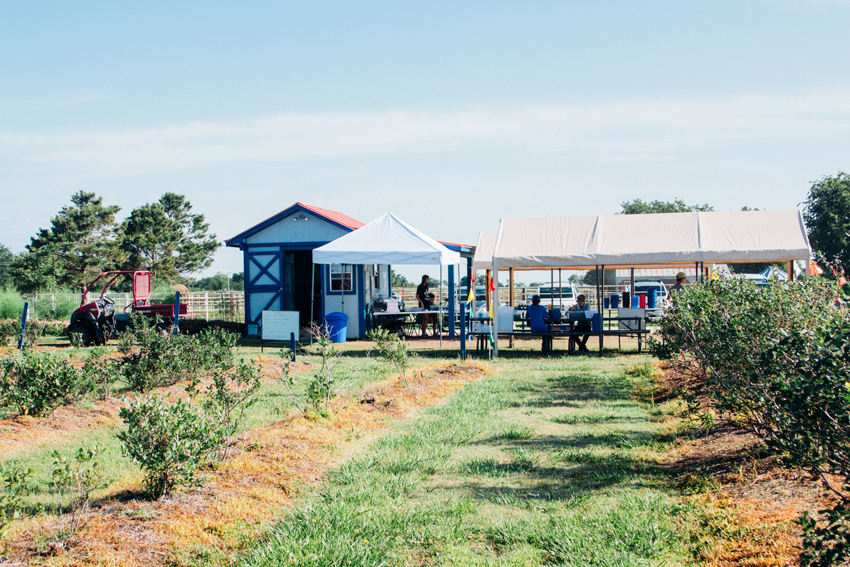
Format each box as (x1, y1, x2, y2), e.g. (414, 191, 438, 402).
(23, 291, 245, 322)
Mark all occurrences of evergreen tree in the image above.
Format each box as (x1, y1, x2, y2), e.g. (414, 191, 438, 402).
(27, 191, 123, 290)
(120, 193, 219, 280)
(10, 244, 64, 294)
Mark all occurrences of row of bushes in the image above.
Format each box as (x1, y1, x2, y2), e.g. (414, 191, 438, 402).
(651, 278, 850, 566)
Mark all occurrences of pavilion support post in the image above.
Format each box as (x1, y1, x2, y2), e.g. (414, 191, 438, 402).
(558, 269, 562, 310)
(509, 268, 514, 348)
(630, 268, 635, 307)
(695, 262, 699, 285)
(492, 268, 499, 357)
(599, 265, 604, 357)
(788, 261, 795, 281)
(550, 270, 554, 310)
(448, 265, 456, 338)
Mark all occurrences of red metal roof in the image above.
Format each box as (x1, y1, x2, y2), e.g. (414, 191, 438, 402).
(297, 202, 364, 230)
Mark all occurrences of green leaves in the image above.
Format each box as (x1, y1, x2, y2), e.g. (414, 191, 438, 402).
(0, 464, 32, 540)
(118, 396, 225, 498)
(804, 171, 850, 274)
(652, 277, 850, 565)
(0, 350, 91, 416)
(120, 193, 218, 280)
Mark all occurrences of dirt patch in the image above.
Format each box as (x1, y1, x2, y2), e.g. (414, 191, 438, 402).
(2, 361, 491, 566)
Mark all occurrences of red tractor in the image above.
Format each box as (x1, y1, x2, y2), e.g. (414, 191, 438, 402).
(66, 271, 188, 346)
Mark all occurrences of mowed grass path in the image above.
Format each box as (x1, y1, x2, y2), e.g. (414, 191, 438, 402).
(245, 354, 692, 567)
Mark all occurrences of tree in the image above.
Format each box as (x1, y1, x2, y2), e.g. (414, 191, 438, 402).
(121, 193, 219, 280)
(27, 191, 123, 290)
(618, 199, 714, 214)
(803, 172, 850, 275)
(10, 244, 64, 294)
(581, 268, 616, 286)
(391, 272, 412, 288)
(0, 245, 14, 289)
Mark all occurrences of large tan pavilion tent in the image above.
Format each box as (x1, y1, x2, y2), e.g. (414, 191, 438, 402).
(486, 210, 811, 356)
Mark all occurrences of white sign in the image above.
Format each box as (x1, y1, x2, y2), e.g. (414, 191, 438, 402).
(261, 311, 300, 341)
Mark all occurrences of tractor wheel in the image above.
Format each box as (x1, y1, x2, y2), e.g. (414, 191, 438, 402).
(67, 325, 94, 347)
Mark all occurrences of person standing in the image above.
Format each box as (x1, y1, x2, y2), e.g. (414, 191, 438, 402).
(668, 272, 687, 302)
(416, 275, 430, 336)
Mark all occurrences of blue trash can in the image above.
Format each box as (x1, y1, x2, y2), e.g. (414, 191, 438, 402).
(591, 313, 600, 333)
(648, 288, 657, 309)
(611, 294, 620, 309)
(603, 297, 610, 309)
(325, 312, 349, 343)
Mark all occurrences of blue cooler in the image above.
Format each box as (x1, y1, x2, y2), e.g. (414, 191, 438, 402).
(648, 288, 657, 309)
(325, 312, 349, 343)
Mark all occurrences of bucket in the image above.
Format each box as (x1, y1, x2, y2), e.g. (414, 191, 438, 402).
(603, 297, 610, 310)
(325, 312, 349, 343)
(623, 291, 631, 308)
(639, 294, 646, 308)
(611, 294, 620, 309)
(591, 313, 600, 333)
(648, 288, 657, 309)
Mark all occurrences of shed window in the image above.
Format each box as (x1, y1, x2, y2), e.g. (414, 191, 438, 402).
(330, 264, 353, 292)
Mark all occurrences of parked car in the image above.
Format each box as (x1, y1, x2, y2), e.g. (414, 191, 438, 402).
(536, 284, 582, 310)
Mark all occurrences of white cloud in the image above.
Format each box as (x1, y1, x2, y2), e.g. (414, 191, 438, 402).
(2, 90, 849, 179)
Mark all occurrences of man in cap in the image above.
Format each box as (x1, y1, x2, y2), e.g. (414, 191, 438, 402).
(668, 272, 687, 301)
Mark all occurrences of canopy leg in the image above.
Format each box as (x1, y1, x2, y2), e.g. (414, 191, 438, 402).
(310, 264, 316, 346)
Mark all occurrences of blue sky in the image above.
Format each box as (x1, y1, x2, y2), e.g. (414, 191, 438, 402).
(2, 1, 849, 281)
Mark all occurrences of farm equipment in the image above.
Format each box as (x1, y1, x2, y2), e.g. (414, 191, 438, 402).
(66, 271, 188, 346)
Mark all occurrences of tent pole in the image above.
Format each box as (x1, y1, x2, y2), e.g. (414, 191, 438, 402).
(493, 268, 499, 357)
(310, 263, 316, 347)
(550, 270, 554, 310)
(558, 269, 562, 310)
(509, 268, 514, 348)
(440, 265, 443, 347)
(599, 265, 605, 357)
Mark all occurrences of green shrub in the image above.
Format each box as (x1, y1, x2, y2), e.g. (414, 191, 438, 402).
(197, 361, 262, 459)
(0, 321, 18, 347)
(0, 463, 31, 540)
(0, 350, 88, 416)
(651, 278, 850, 564)
(80, 349, 122, 400)
(122, 319, 240, 393)
(368, 328, 411, 380)
(51, 444, 107, 539)
(118, 396, 225, 498)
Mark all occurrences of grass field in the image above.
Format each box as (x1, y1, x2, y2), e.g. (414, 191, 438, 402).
(0, 335, 815, 565)
(244, 353, 693, 567)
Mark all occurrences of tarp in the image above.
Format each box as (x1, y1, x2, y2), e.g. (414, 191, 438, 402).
(492, 210, 810, 270)
(312, 212, 462, 265)
(473, 232, 497, 271)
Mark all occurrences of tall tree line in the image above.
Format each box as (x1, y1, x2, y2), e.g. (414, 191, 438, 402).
(7, 191, 218, 293)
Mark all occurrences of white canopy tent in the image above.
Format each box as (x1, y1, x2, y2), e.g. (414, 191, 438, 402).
(312, 212, 462, 344)
(487, 210, 812, 355)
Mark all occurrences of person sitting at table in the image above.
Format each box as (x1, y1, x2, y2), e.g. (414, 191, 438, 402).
(416, 275, 430, 336)
(569, 294, 592, 353)
(526, 295, 548, 333)
(422, 292, 439, 336)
